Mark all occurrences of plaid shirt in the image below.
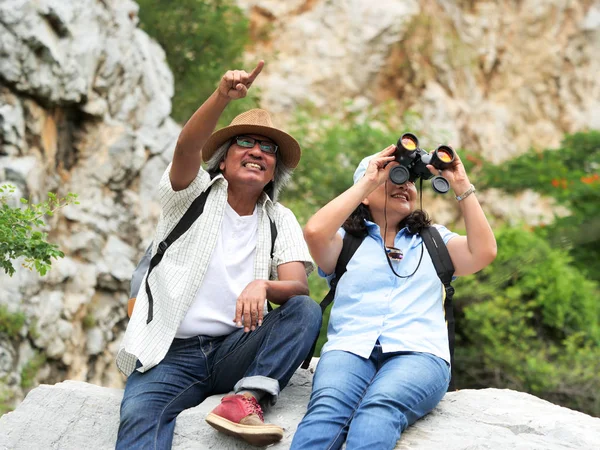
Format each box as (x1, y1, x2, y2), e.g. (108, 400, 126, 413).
(116, 164, 314, 376)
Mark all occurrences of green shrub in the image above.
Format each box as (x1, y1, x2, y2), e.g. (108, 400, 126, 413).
(0, 184, 79, 277)
(82, 313, 96, 330)
(0, 382, 16, 415)
(0, 304, 26, 338)
(20, 352, 46, 390)
(137, 0, 259, 125)
(474, 131, 600, 281)
(453, 226, 600, 416)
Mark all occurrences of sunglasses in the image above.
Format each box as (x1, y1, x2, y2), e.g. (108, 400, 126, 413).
(386, 246, 404, 261)
(234, 135, 278, 154)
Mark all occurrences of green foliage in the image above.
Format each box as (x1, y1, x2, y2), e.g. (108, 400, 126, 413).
(474, 131, 600, 280)
(0, 381, 16, 415)
(0, 304, 26, 337)
(453, 226, 600, 416)
(137, 0, 260, 125)
(0, 184, 79, 277)
(20, 352, 46, 390)
(82, 313, 96, 330)
(28, 318, 40, 340)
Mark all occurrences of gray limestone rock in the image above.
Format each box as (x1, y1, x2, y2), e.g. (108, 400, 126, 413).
(1, 370, 599, 450)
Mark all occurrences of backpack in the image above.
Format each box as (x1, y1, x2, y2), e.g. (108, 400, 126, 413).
(129, 184, 278, 324)
(301, 226, 456, 390)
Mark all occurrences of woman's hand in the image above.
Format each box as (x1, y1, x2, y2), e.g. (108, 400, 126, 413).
(234, 280, 268, 332)
(361, 145, 397, 187)
(218, 60, 264, 101)
(426, 149, 471, 194)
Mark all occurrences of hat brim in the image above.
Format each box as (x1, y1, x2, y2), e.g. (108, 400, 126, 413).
(202, 124, 301, 169)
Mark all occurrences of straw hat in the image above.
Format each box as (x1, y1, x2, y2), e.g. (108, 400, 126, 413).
(202, 109, 301, 168)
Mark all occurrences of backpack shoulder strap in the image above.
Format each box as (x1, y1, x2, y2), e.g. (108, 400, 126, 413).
(420, 226, 454, 290)
(301, 231, 364, 369)
(269, 217, 277, 260)
(266, 218, 278, 312)
(420, 225, 457, 390)
(320, 232, 364, 311)
(144, 185, 213, 324)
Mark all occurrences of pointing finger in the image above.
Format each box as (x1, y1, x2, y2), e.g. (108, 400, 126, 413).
(248, 60, 265, 83)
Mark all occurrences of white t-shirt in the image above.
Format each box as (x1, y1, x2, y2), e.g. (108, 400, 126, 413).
(175, 202, 258, 338)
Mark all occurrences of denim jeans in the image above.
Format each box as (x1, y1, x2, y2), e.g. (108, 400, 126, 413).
(291, 345, 450, 450)
(116, 295, 321, 450)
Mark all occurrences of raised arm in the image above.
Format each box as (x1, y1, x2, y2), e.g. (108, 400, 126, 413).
(428, 153, 497, 276)
(303, 146, 396, 274)
(170, 61, 265, 191)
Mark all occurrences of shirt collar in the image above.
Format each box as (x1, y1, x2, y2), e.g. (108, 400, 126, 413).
(364, 219, 408, 237)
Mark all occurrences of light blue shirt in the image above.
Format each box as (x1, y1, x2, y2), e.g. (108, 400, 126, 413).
(319, 221, 458, 364)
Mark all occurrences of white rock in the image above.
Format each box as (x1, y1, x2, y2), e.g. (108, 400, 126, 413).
(85, 328, 104, 356)
(0, 90, 25, 155)
(1, 375, 599, 450)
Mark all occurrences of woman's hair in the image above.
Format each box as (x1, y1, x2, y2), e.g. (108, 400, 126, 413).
(343, 203, 432, 237)
(205, 139, 293, 202)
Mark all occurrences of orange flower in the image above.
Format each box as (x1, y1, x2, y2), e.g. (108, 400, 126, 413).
(581, 174, 599, 184)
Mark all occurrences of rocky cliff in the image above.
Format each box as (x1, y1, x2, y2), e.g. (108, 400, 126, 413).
(0, 0, 178, 406)
(0, 0, 599, 414)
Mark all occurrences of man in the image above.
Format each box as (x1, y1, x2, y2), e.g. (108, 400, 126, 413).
(116, 61, 321, 449)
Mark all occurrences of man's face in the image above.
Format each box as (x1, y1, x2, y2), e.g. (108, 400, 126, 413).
(219, 134, 277, 190)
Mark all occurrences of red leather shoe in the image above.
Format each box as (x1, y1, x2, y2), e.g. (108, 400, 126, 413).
(205, 394, 284, 447)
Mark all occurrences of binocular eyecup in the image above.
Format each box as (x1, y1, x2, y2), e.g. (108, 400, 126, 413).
(390, 134, 456, 194)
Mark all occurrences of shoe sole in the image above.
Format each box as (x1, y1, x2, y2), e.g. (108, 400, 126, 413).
(205, 413, 284, 447)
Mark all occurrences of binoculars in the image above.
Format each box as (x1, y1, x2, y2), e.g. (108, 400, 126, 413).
(389, 133, 455, 194)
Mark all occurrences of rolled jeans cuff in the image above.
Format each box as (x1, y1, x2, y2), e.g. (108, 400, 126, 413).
(234, 376, 280, 405)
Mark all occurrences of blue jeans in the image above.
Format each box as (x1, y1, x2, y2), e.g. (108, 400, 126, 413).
(291, 346, 450, 450)
(116, 295, 321, 450)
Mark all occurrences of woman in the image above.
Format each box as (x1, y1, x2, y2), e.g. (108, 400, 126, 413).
(291, 144, 497, 449)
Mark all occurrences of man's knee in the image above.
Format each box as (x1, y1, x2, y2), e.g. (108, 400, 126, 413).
(283, 295, 322, 334)
(119, 393, 155, 427)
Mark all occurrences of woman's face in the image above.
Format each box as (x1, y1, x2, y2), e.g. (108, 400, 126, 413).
(362, 179, 417, 222)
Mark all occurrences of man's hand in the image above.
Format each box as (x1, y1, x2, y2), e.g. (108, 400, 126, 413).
(218, 60, 264, 101)
(233, 279, 268, 332)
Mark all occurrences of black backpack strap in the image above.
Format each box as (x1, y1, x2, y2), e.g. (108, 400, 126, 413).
(301, 232, 364, 369)
(269, 218, 277, 260)
(420, 226, 456, 389)
(145, 186, 212, 324)
(266, 218, 278, 313)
